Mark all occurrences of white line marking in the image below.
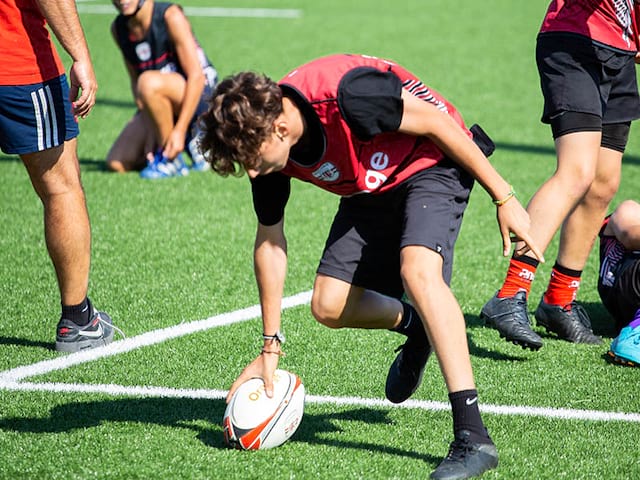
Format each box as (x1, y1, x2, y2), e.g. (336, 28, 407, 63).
(0, 291, 312, 382)
(2, 381, 639, 423)
(1, 288, 638, 425)
(77, 5, 303, 18)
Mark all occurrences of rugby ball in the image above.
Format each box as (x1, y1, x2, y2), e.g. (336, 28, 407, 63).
(222, 369, 305, 450)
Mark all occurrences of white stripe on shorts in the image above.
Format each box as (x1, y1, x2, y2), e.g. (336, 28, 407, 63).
(30, 85, 58, 151)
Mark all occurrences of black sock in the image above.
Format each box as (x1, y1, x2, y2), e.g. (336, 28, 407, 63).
(391, 302, 428, 344)
(61, 297, 92, 326)
(449, 389, 492, 444)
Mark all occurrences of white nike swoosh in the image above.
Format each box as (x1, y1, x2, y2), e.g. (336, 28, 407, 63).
(466, 397, 478, 406)
(78, 324, 104, 339)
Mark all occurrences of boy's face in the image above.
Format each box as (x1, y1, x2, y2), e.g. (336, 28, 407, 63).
(245, 122, 290, 178)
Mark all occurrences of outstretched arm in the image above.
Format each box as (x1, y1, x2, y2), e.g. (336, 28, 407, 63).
(226, 219, 288, 402)
(398, 89, 544, 262)
(35, 0, 97, 119)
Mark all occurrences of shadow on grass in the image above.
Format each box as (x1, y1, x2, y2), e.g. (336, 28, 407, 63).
(0, 398, 441, 464)
(0, 336, 53, 351)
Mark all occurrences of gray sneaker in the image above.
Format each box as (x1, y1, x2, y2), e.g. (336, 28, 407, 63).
(430, 430, 499, 480)
(480, 291, 543, 350)
(55, 307, 116, 353)
(535, 299, 602, 344)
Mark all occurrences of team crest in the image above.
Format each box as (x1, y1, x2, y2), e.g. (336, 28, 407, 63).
(312, 162, 340, 182)
(135, 42, 152, 62)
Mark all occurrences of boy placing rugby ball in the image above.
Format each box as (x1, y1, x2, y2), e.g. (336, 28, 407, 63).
(199, 53, 543, 479)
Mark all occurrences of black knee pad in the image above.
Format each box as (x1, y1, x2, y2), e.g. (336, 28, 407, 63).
(601, 122, 631, 153)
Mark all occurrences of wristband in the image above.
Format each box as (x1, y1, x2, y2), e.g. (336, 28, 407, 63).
(262, 331, 286, 344)
(493, 186, 516, 206)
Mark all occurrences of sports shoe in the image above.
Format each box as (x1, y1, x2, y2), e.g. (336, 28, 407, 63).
(140, 151, 189, 179)
(190, 157, 211, 172)
(385, 336, 431, 404)
(430, 430, 498, 480)
(56, 307, 116, 353)
(535, 299, 601, 344)
(480, 291, 543, 350)
(608, 325, 640, 366)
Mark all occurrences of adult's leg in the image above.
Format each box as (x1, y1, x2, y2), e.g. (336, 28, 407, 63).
(21, 139, 90, 306)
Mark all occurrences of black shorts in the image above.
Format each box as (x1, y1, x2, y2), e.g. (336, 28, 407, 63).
(536, 33, 640, 126)
(317, 159, 474, 299)
(598, 256, 640, 333)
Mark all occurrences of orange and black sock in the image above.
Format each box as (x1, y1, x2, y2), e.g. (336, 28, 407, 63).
(497, 255, 539, 299)
(543, 263, 582, 307)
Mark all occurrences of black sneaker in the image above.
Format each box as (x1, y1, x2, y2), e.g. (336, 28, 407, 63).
(480, 291, 543, 350)
(55, 307, 116, 353)
(385, 336, 431, 404)
(534, 299, 602, 344)
(430, 430, 499, 480)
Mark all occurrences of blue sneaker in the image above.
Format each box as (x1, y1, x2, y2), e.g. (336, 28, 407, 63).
(608, 325, 640, 367)
(140, 151, 189, 179)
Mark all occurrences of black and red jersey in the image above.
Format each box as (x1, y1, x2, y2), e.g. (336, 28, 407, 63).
(540, 0, 640, 52)
(113, 2, 217, 86)
(276, 53, 470, 197)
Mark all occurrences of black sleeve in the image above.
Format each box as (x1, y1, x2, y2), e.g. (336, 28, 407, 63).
(250, 172, 291, 226)
(337, 67, 404, 141)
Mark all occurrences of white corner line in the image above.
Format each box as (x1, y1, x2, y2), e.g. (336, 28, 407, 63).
(0, 290, 312, 382)
(2, 380, 639, 423)
(76, 5, 303, 18)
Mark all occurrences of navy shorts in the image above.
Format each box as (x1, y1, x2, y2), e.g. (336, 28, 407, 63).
(0, 75, 78, 155)
(536, 33, 640, 126)
(317, 159, 474, 299)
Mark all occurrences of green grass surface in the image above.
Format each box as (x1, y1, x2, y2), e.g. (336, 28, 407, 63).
(1, 1, 640, 478)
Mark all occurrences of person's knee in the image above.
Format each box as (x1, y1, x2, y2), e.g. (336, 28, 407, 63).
(400, 261, 443, 293)
(310, 289, 344, 329)
(136, 71, 165, 103)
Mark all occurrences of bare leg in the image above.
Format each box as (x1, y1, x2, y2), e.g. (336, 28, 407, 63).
(311, 275, 402, 329)
(556, 146, 622, 269)
(400, 246, 475, 392)
(516, 131, 602, 259)
(21, 139, 90, 305)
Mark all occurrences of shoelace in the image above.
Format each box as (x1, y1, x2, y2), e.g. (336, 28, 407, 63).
(446, 437, 474, 461)
(98, 315, 126, 340)
(562, 302, 592, 329)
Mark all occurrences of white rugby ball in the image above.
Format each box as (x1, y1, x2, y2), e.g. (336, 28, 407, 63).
(222, 369, 305, 450)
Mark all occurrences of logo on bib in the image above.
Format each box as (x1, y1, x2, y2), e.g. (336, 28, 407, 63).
(312, 162, 340, 182)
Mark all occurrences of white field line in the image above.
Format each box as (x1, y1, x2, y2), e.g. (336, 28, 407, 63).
(1, 380, 639, 423)
(0, 291, 312, 382)
(1, 288, 639, 424)
(77, 5, 303, 18)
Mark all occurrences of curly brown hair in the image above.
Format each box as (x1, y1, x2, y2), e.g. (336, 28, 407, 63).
(198, 71, 283, 176)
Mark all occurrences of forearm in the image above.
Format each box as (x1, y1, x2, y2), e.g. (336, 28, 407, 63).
(35, 0, 91, 63)
(254, 224, 288, 336)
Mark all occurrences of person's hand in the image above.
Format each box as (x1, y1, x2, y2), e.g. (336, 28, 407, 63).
(68, 59, 97, 120)
(162, 128, 186, 160)
(225, 350, 281, 403)
(496, 198, 545, 262)
(635, 52, 640, 64)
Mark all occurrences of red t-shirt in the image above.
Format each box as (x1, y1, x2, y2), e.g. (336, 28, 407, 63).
(0, 0, 65, 85)
(540, 0, 640, 52)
